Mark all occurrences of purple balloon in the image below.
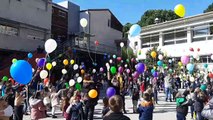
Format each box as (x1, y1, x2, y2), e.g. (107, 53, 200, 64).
(37, 58, 46, 68)
(106, 87, 116, 98)
(136, 63, 145, 74)
(133, 71, 139, 78)
(152, 72, 158, 77)
(181, 56, 190, 65)
(118, 66, 124, 73)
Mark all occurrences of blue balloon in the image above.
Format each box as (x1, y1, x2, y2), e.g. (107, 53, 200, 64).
(37, 58, 46, 68)
(151, 69, 155, 74)
(152, 72, 158, 77)
(10, 60, 32, 85)
(108, 55, 111, 59)
(204, 64, 208, 68)
(157, 61, 163, 66)
(187, 63, 194, 72)
(28, 53, 33, 59)
(129, 24, 141, 37)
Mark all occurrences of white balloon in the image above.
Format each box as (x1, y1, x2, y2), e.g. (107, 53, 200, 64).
(77, 77, 83, 83)
(69, 79, 75, 86)
(190, 76, 195, 82)
(62, 69, 67, 74)
(158, 54, 163, 60)
(92, 69, 96, 73)
(125, 64, 128, 68)
(120, 42, 124, 48)
(73, 64, 79, 70)
(106, 63, 110, 67)
(109, 59, 113, 64)
(45, 39, 57, 53)
(40, 70, 48, 79)
(211, 55, 213, 60)
(75, 73, 79, 77)
(52, 61, 57, 67)
(80, 18, 88, 28)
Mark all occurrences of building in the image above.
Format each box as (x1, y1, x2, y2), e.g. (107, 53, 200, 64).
(135, 11, 213, 64)
(77, 9, 123, 55)
(0, 0, 52, 52)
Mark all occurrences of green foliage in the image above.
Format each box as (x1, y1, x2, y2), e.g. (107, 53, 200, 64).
(121, 47, 136, 60)
(204, 3, 213, 13)
(138, 10, 180, 27)
(123, 23, 132, 38)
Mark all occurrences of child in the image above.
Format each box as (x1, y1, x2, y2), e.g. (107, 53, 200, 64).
(102, 97, 110, 117)
(66, 97, 83, 120)
(50, 87, 62, 118)
(138, 92, 154, 120)
(176, 92, 192, 120)
(0, 97, 13, 120)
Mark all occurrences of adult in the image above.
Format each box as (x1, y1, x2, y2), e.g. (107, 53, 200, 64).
(164, 74, 173, 102)
(14, 92, 25, 120)
(103, 95, 130, 120)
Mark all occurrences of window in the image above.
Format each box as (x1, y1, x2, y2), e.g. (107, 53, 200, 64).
(0, 24, 18, 36)
(58, 10, 66, 18)
(193, 25, 209, 37)
(141, 34, 159, 48)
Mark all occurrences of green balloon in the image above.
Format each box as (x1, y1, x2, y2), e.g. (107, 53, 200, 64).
(169, 69, 173, 73)
(75, 83, 82, 91)
(110, 66, 117, 74)
(163, 64, 166, 68)
(65, 83, 69, 89)
(2, 76, 8, 82)
(126, 59, 129, 63)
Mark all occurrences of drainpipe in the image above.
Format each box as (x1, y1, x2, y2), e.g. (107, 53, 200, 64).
(88, 11, 91, 50)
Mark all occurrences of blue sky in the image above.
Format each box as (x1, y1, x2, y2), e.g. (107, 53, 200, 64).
(53, 0, 213, 25)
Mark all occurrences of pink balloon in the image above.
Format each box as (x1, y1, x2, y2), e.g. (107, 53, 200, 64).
(133, 71, 139, 78)
(118, 66, 123, 73)
(126, 69, 130, 74)
(100, 67, 104, 72)
(181, 56, 190, 65)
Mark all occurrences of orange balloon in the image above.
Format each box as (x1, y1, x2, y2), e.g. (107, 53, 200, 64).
(44, 78, 49, 85)
(81, 69, 85, 75)
(88, 89, 98, 98)
(63, 59, 69, 66)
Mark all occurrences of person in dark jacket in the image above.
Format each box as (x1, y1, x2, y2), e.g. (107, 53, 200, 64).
(194, 87, 206, 120)
(103, 95, 130, 120)
(102, 97, 110, 117)
(138, 92, 154, 120)
(176, 92, 192, 120)
(132, 81, 140, 113)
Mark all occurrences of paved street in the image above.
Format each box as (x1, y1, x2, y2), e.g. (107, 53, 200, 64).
(23, 90, 193, 120)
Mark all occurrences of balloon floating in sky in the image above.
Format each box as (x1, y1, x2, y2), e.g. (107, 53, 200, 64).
(129, 24, 141, 37)
(174, 4, 186, 18)
(45, 39, 57, 53)
(80, 18, 88, 28)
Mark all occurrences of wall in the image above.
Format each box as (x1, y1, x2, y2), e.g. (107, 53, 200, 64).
(89, 10, 122, 54)
(0, 0, 52, 30)
(68, 2, 80, 34)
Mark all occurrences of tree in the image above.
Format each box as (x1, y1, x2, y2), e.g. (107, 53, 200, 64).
(204, 3, 213, 13)
(122, 23, 132, 38)
(138, 10, 180, 27)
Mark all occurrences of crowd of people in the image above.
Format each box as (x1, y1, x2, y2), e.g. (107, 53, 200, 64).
(1, 61, 213, 120)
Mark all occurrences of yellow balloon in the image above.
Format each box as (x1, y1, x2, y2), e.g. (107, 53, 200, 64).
(81, 69, 85, 75)
(63, 59, 69, 66)
(153, 66, 157, 70)
(151, 51, 157, 58)
(12, 58, 17, 63)
(70, 59, 75, 65)
(88, 89, 98, 98)
(178, 61, 183, 66)
(46, 63, 52, 70)
(174, 4, 185, 18)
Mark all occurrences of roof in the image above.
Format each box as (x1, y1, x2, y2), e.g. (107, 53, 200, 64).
(80, 9, 123, 27)
(52, 2, 68, 12)
(141, 11, 213, 34)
